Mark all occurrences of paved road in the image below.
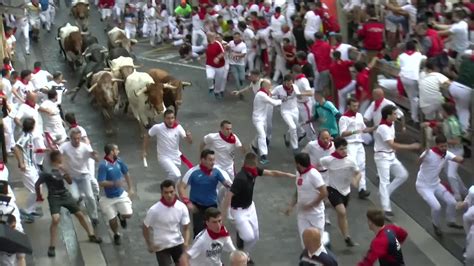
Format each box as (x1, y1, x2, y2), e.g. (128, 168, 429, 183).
(7, 4, 472, 265)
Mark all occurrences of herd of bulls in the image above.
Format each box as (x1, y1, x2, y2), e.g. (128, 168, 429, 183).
(54, 2, 192, 134)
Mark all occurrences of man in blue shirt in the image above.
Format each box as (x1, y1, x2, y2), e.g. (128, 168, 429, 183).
(97, 143, 135, 245)
(310, 90, 341, 138)
(178, 149, 232, 237)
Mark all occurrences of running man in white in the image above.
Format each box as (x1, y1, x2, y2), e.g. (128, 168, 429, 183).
(251, 79, 281, 165)
(363, 88, 405, 128)
(180, 207, 236, 266)
(272, 74, 311, 154)
(285, 153, 328, 247)
(374, 105, 420, 219)
(319, 137, 361, 247)
(416, 134, 464, 236)
(292, 65, 315, 141)
(338, 98, 374, 199)
(38, 89, 67, 145)
(145, 109, 192, 182)
(200, 120, 245, 179)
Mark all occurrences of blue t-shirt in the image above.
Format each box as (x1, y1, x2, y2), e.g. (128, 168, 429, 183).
(313, 100, 341, 137)
(39, 0, 49, 11)
(183, 166, 226, 207)
(97, 158, 128, 198)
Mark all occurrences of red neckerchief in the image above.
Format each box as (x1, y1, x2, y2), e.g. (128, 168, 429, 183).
(298, 165, 314, 175)
(0, 162, 4, 171)
(5, 32, 11, 39)
(283, 85, 293, 95)
(318, 139, 332, 150)
(299, 60, 308, 66)
(219, 131, 236, 144)
(263, 5, 270, 12)
(274, 12, 281, 19)
(470, 54, 474, 62)
(25, 99, 35, 108)
(207, 225, 230, 240)
(343, 110, 357, 117)
(231, 0, 238, 7)
(431, 147, 446, 158)
(199, 164, 213, 176)
(258, 88, 270, 96)
(405, 50, 416, 56)
(104, 155, 117, 164)
(373, 97, 384, 111)
(3, 64, 12, 72)
(32, 67, 41, 74)
(165, 121, 179, 129)
(380, 119, 393, 127)
(258, 3, 263, 10)
(234, 40, 242, 45)
(247, 1, 254, 9)
(243, 166, 258, 177)
(208, 10, 217, 16)
(331, 151, 346, 159)
(259, 19, 269, 28)
(160, 196, 177, 207)
(69, 123, 78, 129)
(295, 74, 306, 80)
(197, 8, 206, 20)
(20, 78, 29, 85)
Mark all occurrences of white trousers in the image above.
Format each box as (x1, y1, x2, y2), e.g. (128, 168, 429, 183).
(282, 111, 303, 150)
(17, 19, 30, 53)
(125, 26, 136, 39)
(39, 10, 52, 31)
(70, 174, 98, 219)
(347, 142, 366, 191)
(297, 212, 325, 248)
(192, 29, 207, 47)
(445, 147, 467, 201)
(101, 8, 112, 20)
(142, 20, 157, 39)
(465, 207, 474, 264)
(22, 165, 39, 214)
(272, 54, 288, 82)
(246, 49, 257, 73)
(206, 65, 227, 93)
(158, 157, 181, 182)
(231, 202, 259, 253)
(449, 81, 472, 132)
(252, 119, 269, 156)
(400, 77, 419, 123)
(88, 158, 99, 197)
(337, 80, 356, 113)
(298, 101, 316, 140)
(464, 206, 474, 234)
(3, 117, 15, 151)
(375, 156, 408, 212)
(416, 183, 457, 227)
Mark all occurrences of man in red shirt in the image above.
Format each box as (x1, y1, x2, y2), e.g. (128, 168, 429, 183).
(329, 51, 355, 112)
(357, 6, 384, 61)
(358, 208, 407, 266)
(310, 32, 331, 94)
(205, 32, 227, 99)
(354, 60, 375, 113)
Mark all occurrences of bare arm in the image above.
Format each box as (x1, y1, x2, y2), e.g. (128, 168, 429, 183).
(185, 130, 192, 144)
(142, 224, 154, 250)
(221, 191, 233, 223)
(179, 253, 190, 266)
(351, 171, 362, 188)
(262, 169, 296, 178)
(386, 139, 420, 151)
(284, 189, 298, 215)
(182, 223, 191, 249)
(199, 141, 206, 153)
(124, 173, 134, 194)
(13, 146, 25, 170)
(452, 156, 464, 164)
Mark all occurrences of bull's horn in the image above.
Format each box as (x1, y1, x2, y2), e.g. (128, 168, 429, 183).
(86, 72, 93, 78)
(133, 65, 142, 69)
(100, 49, 108, 53)
(84, 52, 91, 57)
(56, 37, 61, 40)
(112, 78, 124, 82)
(164, 83, 177, 90)
(114, 40, 121, 44)
(103, 68, 111, 71)
(87, 83, 97, 92)
(182, 81, 192, 86)
(134, 86, 148, 97)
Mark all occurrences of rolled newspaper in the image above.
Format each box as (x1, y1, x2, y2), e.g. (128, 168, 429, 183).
(143, 157, 148, 168)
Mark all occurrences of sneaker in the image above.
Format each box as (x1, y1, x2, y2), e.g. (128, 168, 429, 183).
(91, 218, 99, 227)
(447, 222, 463, 230)
(88, 235, 103, 244)
(214, 93, 220, 99)
(259, 155, 269, 165)
(298, 132, 307, 142)
(251, 145, 259, 155)
(208, 89, 214, 95)
(358, 189, 370, 199)
(118, 214, 127, 229)
(47, 246, 55, 257)
(220, 92, 224, 98)
(433, 224, 443, 237)
(345, 237, 358, 247)
(283, 134, 290, 147)
(113, 234, 121, 245)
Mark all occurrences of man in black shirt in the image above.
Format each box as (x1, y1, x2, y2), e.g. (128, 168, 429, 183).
(222, 152, 295, 263)
(299, 227, 338, 266)
(35, 151, 102, 257)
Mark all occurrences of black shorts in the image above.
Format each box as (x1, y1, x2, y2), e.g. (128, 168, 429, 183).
(48, 192, 80, 215)
(155, 244, 183, 265)
(327, 187, 350, 208)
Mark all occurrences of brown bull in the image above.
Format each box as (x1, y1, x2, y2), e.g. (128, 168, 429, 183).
(147, 68, 191, 117)
(71, 2, 89, 32)
(88, 71, 121, 134)
(58, 23, 84, 69)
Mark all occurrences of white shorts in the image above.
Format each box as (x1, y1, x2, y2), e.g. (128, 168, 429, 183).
(99, 191, 133, 221)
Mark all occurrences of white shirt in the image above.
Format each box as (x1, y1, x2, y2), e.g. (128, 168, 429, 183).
(1, 78, 13, 105)
(203, 132, 242, 171)
(12, 80, 34, 104)
(304, 11, 322, 33)
(187, 228, 236, 266)
(143, 200, 190, 251)
(449, 20, 469, 53)
(296, 168, 325, 216)
(143, 6, 157, 22)
(158, 10, 169, 26)
(294, 76, 313, 103)
(401, 4, 417, 34)
(397, 52, 426, 80)
(252, 91, 281, 122)
(45, 80, 66, 105)
(338, 113, 366, 143)
(374, 123, 396, 160)
(148, 123, 186, 163)
(192, 14, 204, 31)
(418, 72, 449, 108)
(364, 98, 403, 126)
(40, 99, 64, 134)
(15, 103, 41, 136)
(228, 41, 247, 66)
(302, 140, 335, 173)
(31, 69, 51, 91)
(270, 14, 286, 35)
(271, 84, 300, 114)
(59, 142, 93, 177)
(320, 155, 358, 196)
(416, 149, 456, 187)
(334, 43, 353, 61)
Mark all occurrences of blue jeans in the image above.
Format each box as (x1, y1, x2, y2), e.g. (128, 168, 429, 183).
(386, 14, 408, 34)
(230, 64, 246, 91)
